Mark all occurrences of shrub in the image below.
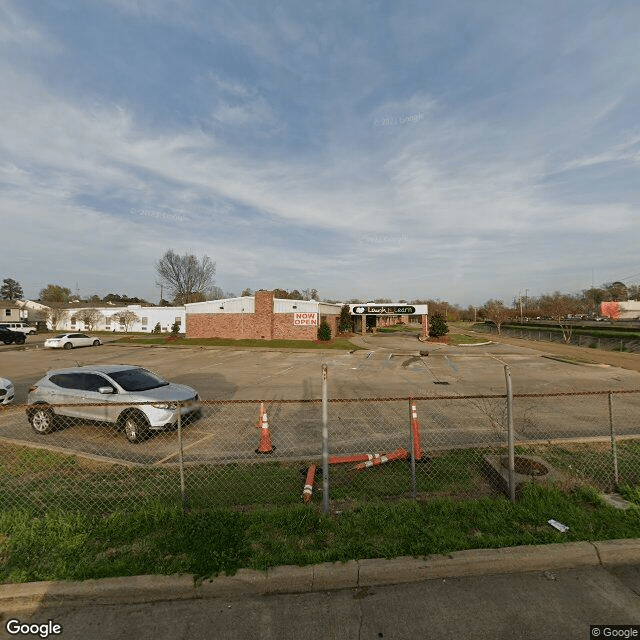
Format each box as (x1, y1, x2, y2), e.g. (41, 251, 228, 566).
(429, 313, 449, 338)
(317, 320, 332, 341)
(338, 304, 352, 333)
(152, 322, 161, 334)
(171, 321, 181, 335)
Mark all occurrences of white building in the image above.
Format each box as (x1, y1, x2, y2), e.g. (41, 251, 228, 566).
(56, 305, 186, 333)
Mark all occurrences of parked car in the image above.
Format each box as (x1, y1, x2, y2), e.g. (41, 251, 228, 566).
(44, 333, 102, 349)
(0, 377, 14, 405)
(26, 364, 201, 443)
(0, 322, 37, 335)
(0, 326, 26, 345)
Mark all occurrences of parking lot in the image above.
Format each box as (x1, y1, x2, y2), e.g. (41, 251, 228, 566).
(4, 331, 640, 402)
(1, 332, 640, 465)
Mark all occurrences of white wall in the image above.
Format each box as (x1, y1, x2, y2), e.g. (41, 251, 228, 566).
(62, 306, 186, 332)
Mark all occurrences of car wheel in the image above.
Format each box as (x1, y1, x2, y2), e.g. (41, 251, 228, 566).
(2, 340, 10, 345)
(92, 340, 101, 346)
(28, 406, 56, 434)
(16, 336, 25, 345)
(121, 411, 149, 443)
(63, 342, 73, 349)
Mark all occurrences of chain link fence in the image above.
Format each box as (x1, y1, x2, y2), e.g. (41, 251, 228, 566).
(477, 323, 640, 353)
(0, 381, 638, 515)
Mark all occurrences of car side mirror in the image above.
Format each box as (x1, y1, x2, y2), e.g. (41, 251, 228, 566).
(98, 387, 115, 394)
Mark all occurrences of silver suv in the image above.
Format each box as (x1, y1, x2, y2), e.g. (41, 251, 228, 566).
(27, 364, 201, 443)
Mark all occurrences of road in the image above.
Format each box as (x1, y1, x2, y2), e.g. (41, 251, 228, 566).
(2, 563, 639, 640)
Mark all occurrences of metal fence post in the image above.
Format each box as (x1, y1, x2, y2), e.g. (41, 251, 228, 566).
(504, 366, 516, 502)
(409, 397, 417, 499)
(177, 405, 187, 511)
(608, 392, 619, 488)
(322, 364, 329, 515)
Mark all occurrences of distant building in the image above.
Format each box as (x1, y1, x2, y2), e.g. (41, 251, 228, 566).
(186, 290, 341, 340)
(0, 301, 27, 322)
(600, 300, 640, 320)
(54, 304, 186, 332)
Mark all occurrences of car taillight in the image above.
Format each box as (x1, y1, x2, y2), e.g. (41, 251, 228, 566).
(28, 386, 37, 393)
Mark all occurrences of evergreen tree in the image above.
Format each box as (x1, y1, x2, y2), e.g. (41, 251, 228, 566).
(428, 313, 449, 338)
(338, 304, 352, 333)
(317, 320, 332, 341)
(1, 278, 23, 300)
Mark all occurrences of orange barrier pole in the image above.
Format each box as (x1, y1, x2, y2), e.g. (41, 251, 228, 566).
(302, 465, 316, 504)
(409, 398, 430, 462)
(353, 448, 408, 471)
(329, 453, 381, 465)
(255, 410, 275, 454)
(410, 398, 423, 460)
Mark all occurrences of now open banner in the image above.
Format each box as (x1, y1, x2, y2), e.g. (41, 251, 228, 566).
(293, 312, 318, 326)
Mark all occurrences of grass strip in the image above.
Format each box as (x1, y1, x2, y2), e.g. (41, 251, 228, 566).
(114, 336, 364, 350)
(0, 484, 638, 585)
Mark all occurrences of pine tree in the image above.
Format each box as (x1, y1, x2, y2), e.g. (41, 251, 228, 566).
(1, 278, 23, 301)
(317, 320, 332, 341)
(338, 304, 352, 333)
(428, 313, 449, 338)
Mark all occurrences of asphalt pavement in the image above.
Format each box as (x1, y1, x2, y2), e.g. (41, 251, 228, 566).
(1, 540, 639, 639)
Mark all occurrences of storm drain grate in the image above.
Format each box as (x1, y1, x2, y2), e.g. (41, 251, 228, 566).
(433, 381, 450, 385)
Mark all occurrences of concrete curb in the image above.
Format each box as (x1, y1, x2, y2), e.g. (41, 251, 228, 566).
(103, 342, 359, 355)
(1, 539, 639, 608)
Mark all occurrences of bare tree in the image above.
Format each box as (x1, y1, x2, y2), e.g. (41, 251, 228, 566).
(539, 292, 581, 342)
(77, 308, 105, 331)
(482, 299, 512, 335)
(156, 250, 216, 304)
(110, 311, 140, 332)
(46, 308, 69, 330)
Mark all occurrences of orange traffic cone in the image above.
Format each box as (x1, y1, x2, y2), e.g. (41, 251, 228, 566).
(255, 409, 275, 454)
(353, 448, 408, 470)
(329, 453, 381, 465)
(302, 465, 316, 504)
(410, 398, 430, 462)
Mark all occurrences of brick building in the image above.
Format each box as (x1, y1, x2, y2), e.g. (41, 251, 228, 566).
(186, 291, 342, 340)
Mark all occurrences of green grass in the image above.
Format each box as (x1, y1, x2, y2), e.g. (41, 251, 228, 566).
(515, 440, 640, 496)
(0, 484, 638, 584)
(447, 333, 489, 345)
(114, 336, 364, 350)
(501, 323, 640, 340)
(0, 442, 638, 584)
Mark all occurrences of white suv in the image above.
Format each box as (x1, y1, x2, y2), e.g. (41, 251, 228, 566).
(0, 322, 37, 335)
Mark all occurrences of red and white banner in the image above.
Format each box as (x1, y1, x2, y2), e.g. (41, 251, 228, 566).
(293, 312, 318, 326)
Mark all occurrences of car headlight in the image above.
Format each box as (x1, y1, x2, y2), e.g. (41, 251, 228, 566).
(151, 402, 179, 409)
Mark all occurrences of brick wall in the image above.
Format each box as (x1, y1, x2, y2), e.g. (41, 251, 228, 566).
(186, 291, 339, 341)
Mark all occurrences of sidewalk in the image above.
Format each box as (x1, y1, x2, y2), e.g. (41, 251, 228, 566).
(1, 540, 639, 639)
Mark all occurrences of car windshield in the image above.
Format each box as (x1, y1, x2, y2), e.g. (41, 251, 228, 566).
(109, 368, 169, 392)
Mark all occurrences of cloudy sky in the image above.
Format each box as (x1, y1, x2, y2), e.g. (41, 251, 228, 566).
(2, 1, 639, 306)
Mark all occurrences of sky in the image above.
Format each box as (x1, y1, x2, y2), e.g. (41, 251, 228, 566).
(1, 0, 639, 307)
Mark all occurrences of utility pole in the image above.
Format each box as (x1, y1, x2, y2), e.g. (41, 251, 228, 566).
(155, 281, 164, 305)
(519, 291, 523, 324)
